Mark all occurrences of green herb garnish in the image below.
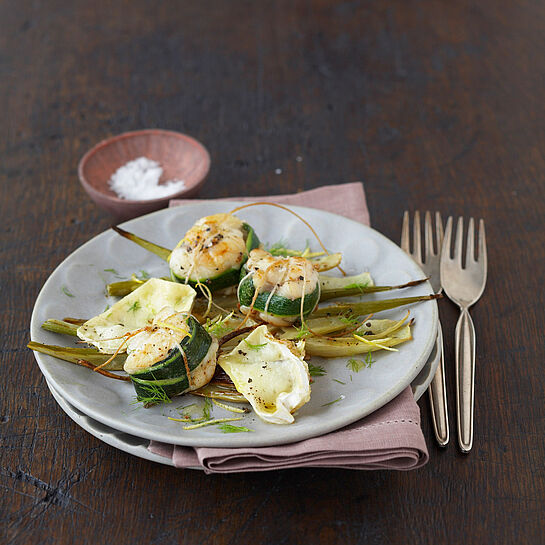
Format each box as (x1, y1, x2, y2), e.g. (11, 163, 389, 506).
(321, 395, 345, 407)
(104, 304, 110, 312)
(173, 403, 205, 422)
(346, 358, 365, 372)
(265, 239, 325, 258)
(339, 314, 359, 326)
(294, 321, 312, 340)
(333, 379, 346, 385)
(170, 400, 215, 423)
(138, 270, 150, 280)
(177, 403, 196, 414)
(133, 382, 171, 406)
(104, 268, 125, 279)
(308, 363, 327, 377)
(202, 397, 213, 421)
(265, 239, 292, 256)
(204, 313, 235, 337)
(346, 353, 374, 372)
(217, 423, 253, 433)
(244, 340, 267, 350)
(61, 286, 74, 298)
(181, 417, 243, 430)
(128, 300, 141, 312)
(343, 282, 369, 293)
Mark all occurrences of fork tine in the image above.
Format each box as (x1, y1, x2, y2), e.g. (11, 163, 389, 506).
(478, 219, 487, 266)
(401, 211, 410, 253)
(424, 211, 433, 257)
(454, 217, 464, 265)
(466, 217, 475, 263)
(435, 212, 444, 250)
(413, 211, 422, 262)
(443, 216, 453, 259)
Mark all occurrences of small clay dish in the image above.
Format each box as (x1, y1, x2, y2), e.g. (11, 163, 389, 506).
(78, 129, 210, 221)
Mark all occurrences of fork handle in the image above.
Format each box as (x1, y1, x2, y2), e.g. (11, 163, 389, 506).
(428, 325, 449, 446)
(455, 308, 476, 453)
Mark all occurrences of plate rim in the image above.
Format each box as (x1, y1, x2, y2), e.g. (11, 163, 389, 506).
(44, 332, 440, 468)
(30, 201, 438, 447)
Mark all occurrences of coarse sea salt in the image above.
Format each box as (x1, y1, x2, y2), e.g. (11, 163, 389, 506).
(108, 157, 186, 200)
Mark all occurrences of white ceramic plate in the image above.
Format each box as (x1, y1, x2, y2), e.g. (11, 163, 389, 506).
(30, 202, 438, 447)
(44, 332, 441, 468)
(46, 379, 177, 467)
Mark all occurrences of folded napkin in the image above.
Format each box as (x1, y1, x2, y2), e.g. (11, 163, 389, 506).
(149, 182, 429, 473)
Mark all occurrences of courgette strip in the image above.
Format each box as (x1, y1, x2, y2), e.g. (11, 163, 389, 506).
(238, 275, 321, 320)
(128, 316, 217, 401)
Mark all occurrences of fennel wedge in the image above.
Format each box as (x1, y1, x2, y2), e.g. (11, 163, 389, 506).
(310, 294, 440, 318)
(305, 322, 413, 357)
(27, 341, 126, 370)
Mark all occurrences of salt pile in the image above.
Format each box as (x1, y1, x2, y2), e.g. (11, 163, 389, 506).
(108, 157, 186, 200)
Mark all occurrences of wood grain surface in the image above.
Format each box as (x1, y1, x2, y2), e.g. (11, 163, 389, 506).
(1, 1, 544, 543)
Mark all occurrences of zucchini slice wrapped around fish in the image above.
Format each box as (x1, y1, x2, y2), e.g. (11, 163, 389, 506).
(238, 249, 321, 326)
(126, 313, 218, 401)
(169, 213, 260, 291)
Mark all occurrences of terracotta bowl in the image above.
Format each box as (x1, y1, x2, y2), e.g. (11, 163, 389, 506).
(78, 129, 210, 221)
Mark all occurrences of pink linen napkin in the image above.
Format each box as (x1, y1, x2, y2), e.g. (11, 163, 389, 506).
(149, 182, 429, 473)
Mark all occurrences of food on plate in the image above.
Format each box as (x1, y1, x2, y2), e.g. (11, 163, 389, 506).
(238, 249, 321, 326)
(169, 213, 260, 291)
(218, 325, 310, 424)
(112, 212, 260, 293)
(29, 205, 439, 428)
(76, 278, 196, 353)
(125, 312, 218, 401)
(302, 315, 413, 357)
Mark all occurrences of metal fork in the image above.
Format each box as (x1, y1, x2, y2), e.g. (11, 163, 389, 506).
(440, 217, 487, 453)
(402, 211, 449, 447)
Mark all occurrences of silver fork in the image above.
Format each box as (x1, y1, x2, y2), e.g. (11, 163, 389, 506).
(440, 217, 487, 453)
(402, 211, 449, 447)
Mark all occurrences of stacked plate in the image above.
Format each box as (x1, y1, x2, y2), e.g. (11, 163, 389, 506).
(30, 203, 440, 467)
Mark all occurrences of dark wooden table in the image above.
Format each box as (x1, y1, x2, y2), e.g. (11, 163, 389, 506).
(2, 1, 544, 543)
